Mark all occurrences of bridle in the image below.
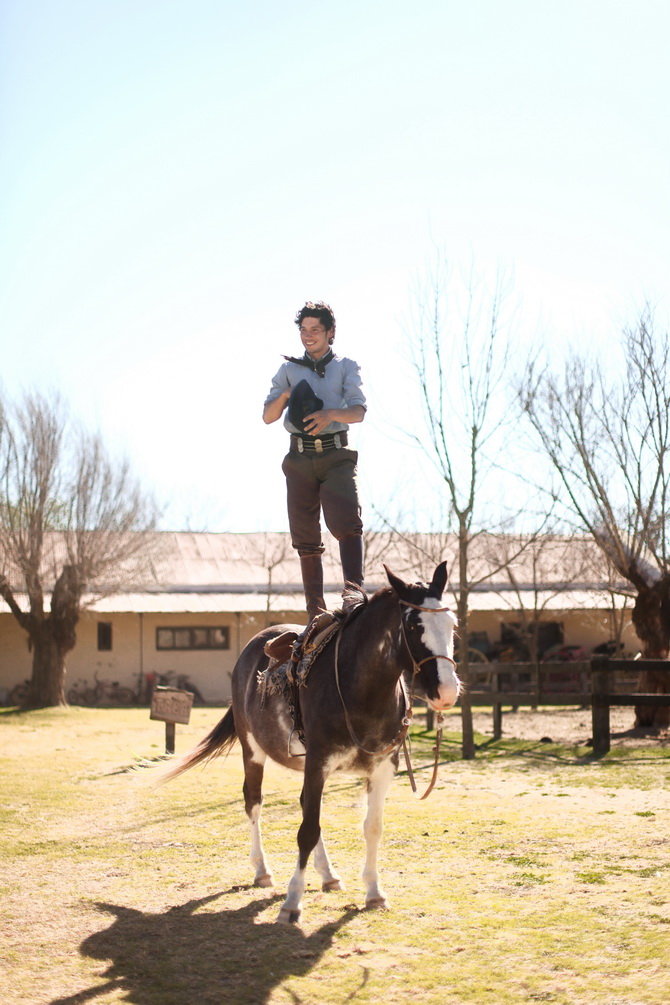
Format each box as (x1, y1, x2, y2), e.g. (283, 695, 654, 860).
(397, 599, 457, 677)
(333, 596, 457, 800)
(398, 599, 457, 799)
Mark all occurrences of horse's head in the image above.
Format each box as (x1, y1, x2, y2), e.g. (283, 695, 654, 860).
(384, 561, 461, 711)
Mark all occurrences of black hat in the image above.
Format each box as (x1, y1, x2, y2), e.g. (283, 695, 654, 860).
(288, 380, 324, 433)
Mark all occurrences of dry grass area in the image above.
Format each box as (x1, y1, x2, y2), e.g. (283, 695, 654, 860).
(1, 706, 669, 1005)
(472, 704, 670, 746)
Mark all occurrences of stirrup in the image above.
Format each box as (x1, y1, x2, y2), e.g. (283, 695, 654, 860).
(288, 725, 306, 758)
(301, 611, 338, 653)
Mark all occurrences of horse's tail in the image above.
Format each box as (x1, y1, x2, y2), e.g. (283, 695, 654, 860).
(157, 705, 237, 785)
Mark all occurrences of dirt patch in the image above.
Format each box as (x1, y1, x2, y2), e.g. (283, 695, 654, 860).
(471, 705, 670, 746)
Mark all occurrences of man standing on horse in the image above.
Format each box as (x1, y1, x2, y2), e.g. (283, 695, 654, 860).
(263, 301, 366, 619)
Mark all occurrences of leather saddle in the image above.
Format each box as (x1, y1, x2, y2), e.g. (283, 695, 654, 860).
(263, 611, 339, 667)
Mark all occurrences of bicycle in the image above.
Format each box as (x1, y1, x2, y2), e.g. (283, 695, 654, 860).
(8, 679, 30, 706)
(454, 645, 490, 664)
(67, 678, 97, 706)
(67, 672, 135, 707)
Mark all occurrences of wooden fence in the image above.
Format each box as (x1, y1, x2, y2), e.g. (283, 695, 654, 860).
(442, 658, 670, 757)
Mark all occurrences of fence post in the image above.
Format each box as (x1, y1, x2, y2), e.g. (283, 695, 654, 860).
(591, 657, 611, 757)
(492, 702, 503, 740)
(491, 666, 503, 739)
(460, 676, 476, 760)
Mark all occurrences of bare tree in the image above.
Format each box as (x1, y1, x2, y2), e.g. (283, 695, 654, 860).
(481, 531, 597, 661)
(360, 524, 399, 585)
(521, 306, 670, 726)
(252, 533, 295, 626)
(402, 256, 523, 757)
(596, 564, 637, 655)
(0, 390, 160, 708)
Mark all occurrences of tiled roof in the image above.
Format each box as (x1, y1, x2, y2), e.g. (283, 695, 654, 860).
(0, 531, 634, 615)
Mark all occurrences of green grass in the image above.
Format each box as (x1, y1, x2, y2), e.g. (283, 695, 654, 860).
(1, 707, 669, 1004)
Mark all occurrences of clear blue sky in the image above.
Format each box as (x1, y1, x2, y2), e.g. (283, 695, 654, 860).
(1, 1, 668, 531)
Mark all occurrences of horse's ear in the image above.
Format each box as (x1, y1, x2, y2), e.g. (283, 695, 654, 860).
(429, 561, 448, 599)
(384, 564, 410, 600)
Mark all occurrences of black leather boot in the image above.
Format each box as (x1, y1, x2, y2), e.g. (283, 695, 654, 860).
(339, 534, 364, 588)
(299, 554, 326, 621)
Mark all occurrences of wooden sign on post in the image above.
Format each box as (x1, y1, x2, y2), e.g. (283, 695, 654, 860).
(150, 686, 194, 754)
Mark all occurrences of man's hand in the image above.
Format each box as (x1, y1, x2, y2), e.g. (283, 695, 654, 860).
(303, 409, 333, 435)
(303, 404, 365, 435)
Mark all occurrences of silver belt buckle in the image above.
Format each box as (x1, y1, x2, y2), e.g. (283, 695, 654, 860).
(334, 433, 341, 449)
(314, 438, 323, 454)
(296, 437, 304, 454)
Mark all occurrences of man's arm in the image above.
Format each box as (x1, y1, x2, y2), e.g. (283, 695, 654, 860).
(262, 389, 291, 424)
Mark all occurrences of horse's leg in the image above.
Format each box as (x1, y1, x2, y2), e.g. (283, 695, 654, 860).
(362, 757, 396, 909)
(277, 764, 325, 924)
(241, 743, 273, 888)
(293, 783, 343, 893)
(314, 836, 343, 892)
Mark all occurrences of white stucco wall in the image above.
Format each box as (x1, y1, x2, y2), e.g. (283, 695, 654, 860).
(0, 604, 641, 705)
(0, 608, 307, 704)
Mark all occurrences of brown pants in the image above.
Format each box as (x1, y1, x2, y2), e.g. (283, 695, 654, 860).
(282, 447, 362, 556)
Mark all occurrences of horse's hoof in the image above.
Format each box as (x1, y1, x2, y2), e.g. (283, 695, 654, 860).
(254, 873, 274, 888)
(322, 878, 343, 892)
(277, 907, 302, 925)
(365, 896, 389, 910)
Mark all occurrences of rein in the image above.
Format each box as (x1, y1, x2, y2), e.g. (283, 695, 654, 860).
(333, 629, 413, 757)
(398, 600, 456, 800)
(333, 596, 456, 800)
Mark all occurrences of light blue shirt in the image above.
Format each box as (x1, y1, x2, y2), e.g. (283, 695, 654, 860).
(264, 353, 367, 435)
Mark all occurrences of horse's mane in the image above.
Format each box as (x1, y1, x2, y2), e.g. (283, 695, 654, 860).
(334, 583, 395, 626)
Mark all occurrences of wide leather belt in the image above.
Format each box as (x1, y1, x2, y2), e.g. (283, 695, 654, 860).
(290, 431, 348, 454)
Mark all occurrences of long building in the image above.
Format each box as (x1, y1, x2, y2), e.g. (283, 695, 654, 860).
(0, 531, 637, 704)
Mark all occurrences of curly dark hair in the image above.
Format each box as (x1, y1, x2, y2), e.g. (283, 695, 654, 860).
(294, 301, 336, 342)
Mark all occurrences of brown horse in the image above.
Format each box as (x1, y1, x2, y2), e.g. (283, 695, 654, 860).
(163, 562, 460, 923)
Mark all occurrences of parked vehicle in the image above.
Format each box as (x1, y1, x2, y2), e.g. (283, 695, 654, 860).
(541, 644, 590, 663)
(152, 671, 206, 705)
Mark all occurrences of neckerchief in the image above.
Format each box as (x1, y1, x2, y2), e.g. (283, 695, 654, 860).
(282, 348, 334, 378)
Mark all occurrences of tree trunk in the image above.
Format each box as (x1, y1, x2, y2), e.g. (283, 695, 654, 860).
(634, 667, 670, 729)
(21, 567, 81, 708)
(631, 581, 670, 728)
(458, 522, 475, 759)
(24, 625, 68, 708)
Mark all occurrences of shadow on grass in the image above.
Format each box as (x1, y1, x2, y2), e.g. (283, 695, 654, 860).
(469, 735, 670, 766)
(405, 726, 670, 767)
(48, 889, 359, 1005)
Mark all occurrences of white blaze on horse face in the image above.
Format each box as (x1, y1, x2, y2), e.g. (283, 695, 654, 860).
(419, 601, 460, 709)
